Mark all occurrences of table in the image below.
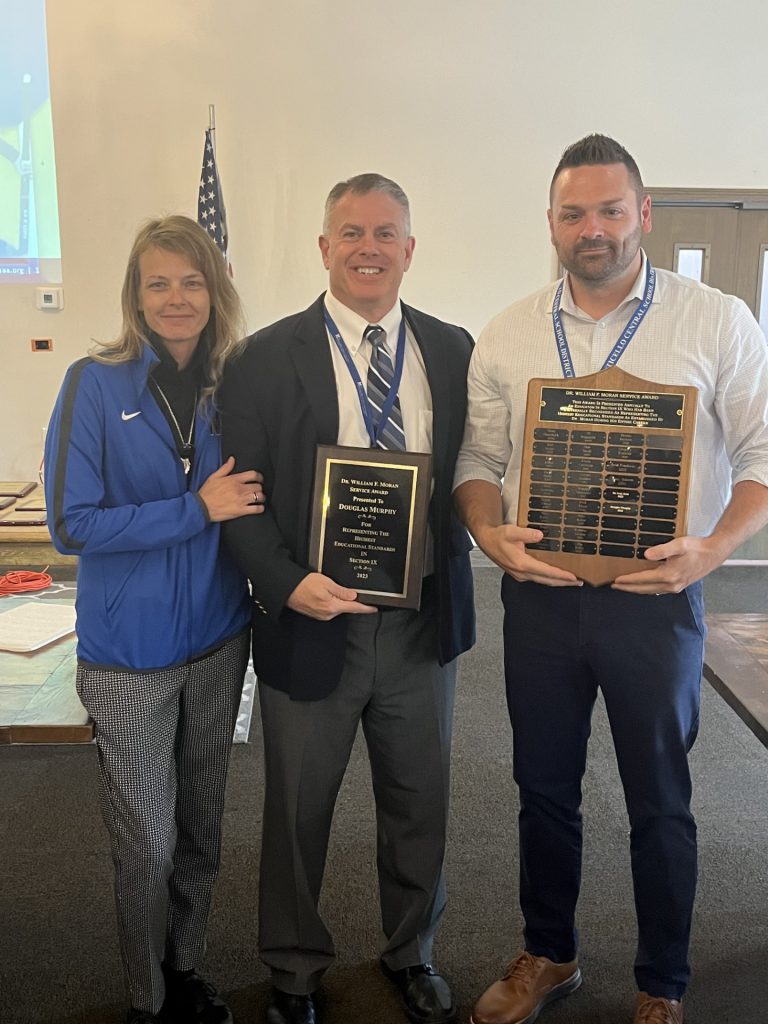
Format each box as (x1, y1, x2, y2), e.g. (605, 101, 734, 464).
(0, 588, 91, 744)
(0, 522, 77, 570)
(703, 614, 768, 749)
(0, 482, 76, 570)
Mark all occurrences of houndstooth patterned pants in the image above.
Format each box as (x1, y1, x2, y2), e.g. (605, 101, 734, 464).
(76, 630, 250, 1014)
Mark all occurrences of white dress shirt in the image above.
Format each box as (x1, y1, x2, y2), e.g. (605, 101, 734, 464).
(324, 291, 433, 453)
(324, 290, 435, 573)
(454, 251, 768, 537)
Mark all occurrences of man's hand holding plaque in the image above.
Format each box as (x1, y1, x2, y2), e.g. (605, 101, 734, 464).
(470, 518, 582, 587)
(286, 571, 378, 620)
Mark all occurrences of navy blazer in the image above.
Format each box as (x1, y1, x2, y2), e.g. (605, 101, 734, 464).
(221, 294, 475, 700)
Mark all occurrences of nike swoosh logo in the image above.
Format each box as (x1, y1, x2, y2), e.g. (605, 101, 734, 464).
(121, 410, 142, 421)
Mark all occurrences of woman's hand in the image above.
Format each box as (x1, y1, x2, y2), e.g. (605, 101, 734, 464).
(198, 456, 265, 522)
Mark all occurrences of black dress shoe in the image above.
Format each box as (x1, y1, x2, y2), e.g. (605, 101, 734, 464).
(381, 962, 457, 1024)
(127, 1011, 162, 1024)
(265, 988, 317, 1024)
(162, 966, 233, 1023)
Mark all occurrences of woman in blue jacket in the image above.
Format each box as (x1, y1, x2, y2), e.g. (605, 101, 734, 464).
(45, 216, 263, 1024)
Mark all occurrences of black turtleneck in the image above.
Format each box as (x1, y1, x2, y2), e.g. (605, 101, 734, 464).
(148, 335, 207, 470)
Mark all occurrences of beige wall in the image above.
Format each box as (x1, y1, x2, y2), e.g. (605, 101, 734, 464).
(3, 0, 767, 477)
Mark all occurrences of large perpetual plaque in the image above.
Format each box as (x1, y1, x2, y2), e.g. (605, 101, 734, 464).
(518, 366, 698, 586)
(309, 445, 432, 608)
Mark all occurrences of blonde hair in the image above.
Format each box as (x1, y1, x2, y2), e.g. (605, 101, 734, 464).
(91, 215, 246, 401)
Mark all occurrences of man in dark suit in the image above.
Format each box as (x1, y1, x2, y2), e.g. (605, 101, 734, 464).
(221, 173, 475, 1024)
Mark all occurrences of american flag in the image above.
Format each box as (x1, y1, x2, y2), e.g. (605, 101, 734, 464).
(197, 129, 228, 258)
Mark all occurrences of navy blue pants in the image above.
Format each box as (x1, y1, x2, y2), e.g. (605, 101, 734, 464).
(501, 575, 705, 1000)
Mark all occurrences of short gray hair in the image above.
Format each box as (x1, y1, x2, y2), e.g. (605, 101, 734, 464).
(322, 172, 411, 235)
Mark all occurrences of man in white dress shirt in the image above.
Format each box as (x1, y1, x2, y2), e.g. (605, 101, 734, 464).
(454, 134, 768, 1024)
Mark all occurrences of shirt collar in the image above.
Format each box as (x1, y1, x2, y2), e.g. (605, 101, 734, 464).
(324, 291, 402, 356)
(559, 249, 652, 318)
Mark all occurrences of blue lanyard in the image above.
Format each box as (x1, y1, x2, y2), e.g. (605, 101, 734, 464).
(323, 308, 406, 447)
(552, 260, 656, 378)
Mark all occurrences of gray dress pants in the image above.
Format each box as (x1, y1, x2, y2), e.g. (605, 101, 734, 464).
(76, 630, 249, 1014)
(258, 601, 457, 995)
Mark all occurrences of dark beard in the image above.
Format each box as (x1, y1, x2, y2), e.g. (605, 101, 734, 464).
(559, 226, 643, 284)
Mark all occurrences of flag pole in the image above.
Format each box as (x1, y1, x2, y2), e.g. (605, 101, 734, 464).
(208, 104, 216, 159)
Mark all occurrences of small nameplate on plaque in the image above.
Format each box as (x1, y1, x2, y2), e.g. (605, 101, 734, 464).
(309, 445, 432, 608)
(518, 366, 698, 586)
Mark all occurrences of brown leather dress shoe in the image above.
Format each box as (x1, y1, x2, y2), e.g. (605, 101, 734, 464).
(470, 951, 581, 1024)
(634, 991, 684, 1023)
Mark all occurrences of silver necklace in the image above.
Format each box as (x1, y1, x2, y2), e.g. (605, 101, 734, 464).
(153, 383, 197, 475)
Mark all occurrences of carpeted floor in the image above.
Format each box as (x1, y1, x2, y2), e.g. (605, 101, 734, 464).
(1, 564, 766, 1024)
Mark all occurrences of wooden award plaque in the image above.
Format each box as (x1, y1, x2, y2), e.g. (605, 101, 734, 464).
(517, 366, 698, 586)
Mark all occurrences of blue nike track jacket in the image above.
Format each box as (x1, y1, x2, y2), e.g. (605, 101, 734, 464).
(45, 344, 250, 670)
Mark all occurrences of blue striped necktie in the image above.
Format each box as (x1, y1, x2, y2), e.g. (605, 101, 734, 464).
(364, 324, 406, 450)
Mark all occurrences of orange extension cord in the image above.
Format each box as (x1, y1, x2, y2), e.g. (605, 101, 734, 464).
(0, 569, 53, 596)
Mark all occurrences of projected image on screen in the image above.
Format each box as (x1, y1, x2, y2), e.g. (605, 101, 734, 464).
(1, 0, 61, 283)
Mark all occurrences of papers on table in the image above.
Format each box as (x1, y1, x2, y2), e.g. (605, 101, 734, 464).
(0, 602, 76, 653)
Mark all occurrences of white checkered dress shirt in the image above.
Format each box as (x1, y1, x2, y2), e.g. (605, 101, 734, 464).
(454, 252, 768, 537)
